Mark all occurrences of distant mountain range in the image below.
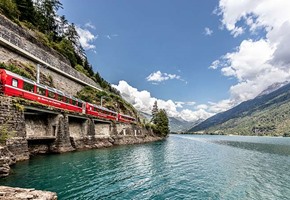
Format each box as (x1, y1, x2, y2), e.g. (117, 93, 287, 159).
(139, 111, 195, 133)
(168, 117, 197, 133)
(188, 81, 290, 136)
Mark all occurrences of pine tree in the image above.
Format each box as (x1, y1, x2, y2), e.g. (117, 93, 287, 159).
(152, 100, 158, 117)
(15, 0, 36, 24)
(152, 109, 169, 137)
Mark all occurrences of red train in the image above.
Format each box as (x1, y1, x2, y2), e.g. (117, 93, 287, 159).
(0, 69, 136, 123)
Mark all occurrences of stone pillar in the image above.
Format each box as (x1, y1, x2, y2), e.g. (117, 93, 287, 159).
(0, 96, 29, 161)
(50, 114, 74, 153)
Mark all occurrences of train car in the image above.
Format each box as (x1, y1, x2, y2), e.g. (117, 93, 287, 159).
(86, 103, 118, 121)
(0, 69, 136, 124)
(0, 69, 85, 113)
(118, 113, 136, 123)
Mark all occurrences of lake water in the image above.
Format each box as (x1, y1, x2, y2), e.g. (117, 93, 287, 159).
(1, 134, 290, 199)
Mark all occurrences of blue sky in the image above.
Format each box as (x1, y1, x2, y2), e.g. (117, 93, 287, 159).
(59, 0, 290, 121)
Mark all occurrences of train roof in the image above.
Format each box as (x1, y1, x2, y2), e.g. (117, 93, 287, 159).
(88, 103, 118, 114)
(120, 113, 135, 119)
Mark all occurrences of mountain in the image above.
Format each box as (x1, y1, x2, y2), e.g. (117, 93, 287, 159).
(257, 81, 288, 97)
(188, 82, 290, 136)
(169, 117, 195, 133)
(139, 112, 194, 132)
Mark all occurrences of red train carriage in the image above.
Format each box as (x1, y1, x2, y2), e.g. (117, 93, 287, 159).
(0, 69, 85, 113)
(86, 103, 118, 121)
(118, 113, 136, 123)
(0, 69, 137, 123)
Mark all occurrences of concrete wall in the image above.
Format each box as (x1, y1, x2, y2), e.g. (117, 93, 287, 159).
(68, 117, 88, 139)
(115, 123, 132, 135)
(94, 123, 111, 136)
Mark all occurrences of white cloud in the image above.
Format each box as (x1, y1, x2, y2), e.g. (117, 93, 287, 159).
(195, 104, 209, 110)
(175, 101, 196, 108)
(112, 81, 213, 122)
(84, 22, 96, 30)
(204, 27, 213, 36)
(105, 34, 119, 40)
(208, 99, 235, 113)
(210, 0, 290, 104)
(75, 26, 97, 50)
(146, 71, 181, 82)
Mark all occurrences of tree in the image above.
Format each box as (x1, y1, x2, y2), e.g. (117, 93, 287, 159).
(0, 0, 19, 20)
(15, 0, 36, 25)
(34, 0, 62, 36)
(152, 100, 158, 117)
(152, 109, 169, 137)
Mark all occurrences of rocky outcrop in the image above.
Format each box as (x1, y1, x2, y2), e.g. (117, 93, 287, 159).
(0, 186, 57, 200)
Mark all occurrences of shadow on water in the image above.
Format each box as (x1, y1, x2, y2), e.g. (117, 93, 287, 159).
(213, 140, 290, 156)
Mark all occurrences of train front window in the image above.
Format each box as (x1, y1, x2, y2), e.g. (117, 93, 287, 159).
(23, 81, 34, 92)
(12, 79, 18, 87)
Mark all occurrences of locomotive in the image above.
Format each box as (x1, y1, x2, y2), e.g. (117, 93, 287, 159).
(0, 69, 136, 123)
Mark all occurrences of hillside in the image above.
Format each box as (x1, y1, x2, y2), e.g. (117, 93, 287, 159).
(0, 1, 139, 121)
(169, 117, 197, 133)
(188, 82, 290, 136)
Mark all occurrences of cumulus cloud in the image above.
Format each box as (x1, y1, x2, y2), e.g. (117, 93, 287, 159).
(112, 80, 213, 122)
(204, 27, 213, 36)
(75, 26, 97, 50)
(146, 71, 182, 83)
(211, 0, 290, 103)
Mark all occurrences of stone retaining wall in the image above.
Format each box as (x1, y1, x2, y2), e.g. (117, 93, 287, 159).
(0, 14, 101, 95)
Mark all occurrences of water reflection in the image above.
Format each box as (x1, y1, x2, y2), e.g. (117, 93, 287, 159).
(213, 140, 290, 156)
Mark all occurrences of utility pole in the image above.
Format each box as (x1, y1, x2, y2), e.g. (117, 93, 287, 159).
(37, 64, 40, 84)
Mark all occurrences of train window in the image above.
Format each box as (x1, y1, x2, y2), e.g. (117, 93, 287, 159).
(65, 97, 70, 104)
(57, 95, 63, 101)
(72, 99, 76, 105)
(37, 87, 46, 96)
(77, 102, 82, 107)
(12, 79, 18, 87)
(23, 81, 34, 92)
(48, 90, 55, 98)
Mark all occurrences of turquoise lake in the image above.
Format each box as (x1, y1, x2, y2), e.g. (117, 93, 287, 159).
(1, 134, 290, 199)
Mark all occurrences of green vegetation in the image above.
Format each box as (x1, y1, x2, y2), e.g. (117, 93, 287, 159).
(76, 86, 138, 119)
(0, 62, 35, 80)
(14, 103, 24, 111)
(0, 62, 54, 87)
(0, 120, 15, 145)
(151, 101, 169, 137)
(202, 99, 290, 137)
(188, 83, 290, 137)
